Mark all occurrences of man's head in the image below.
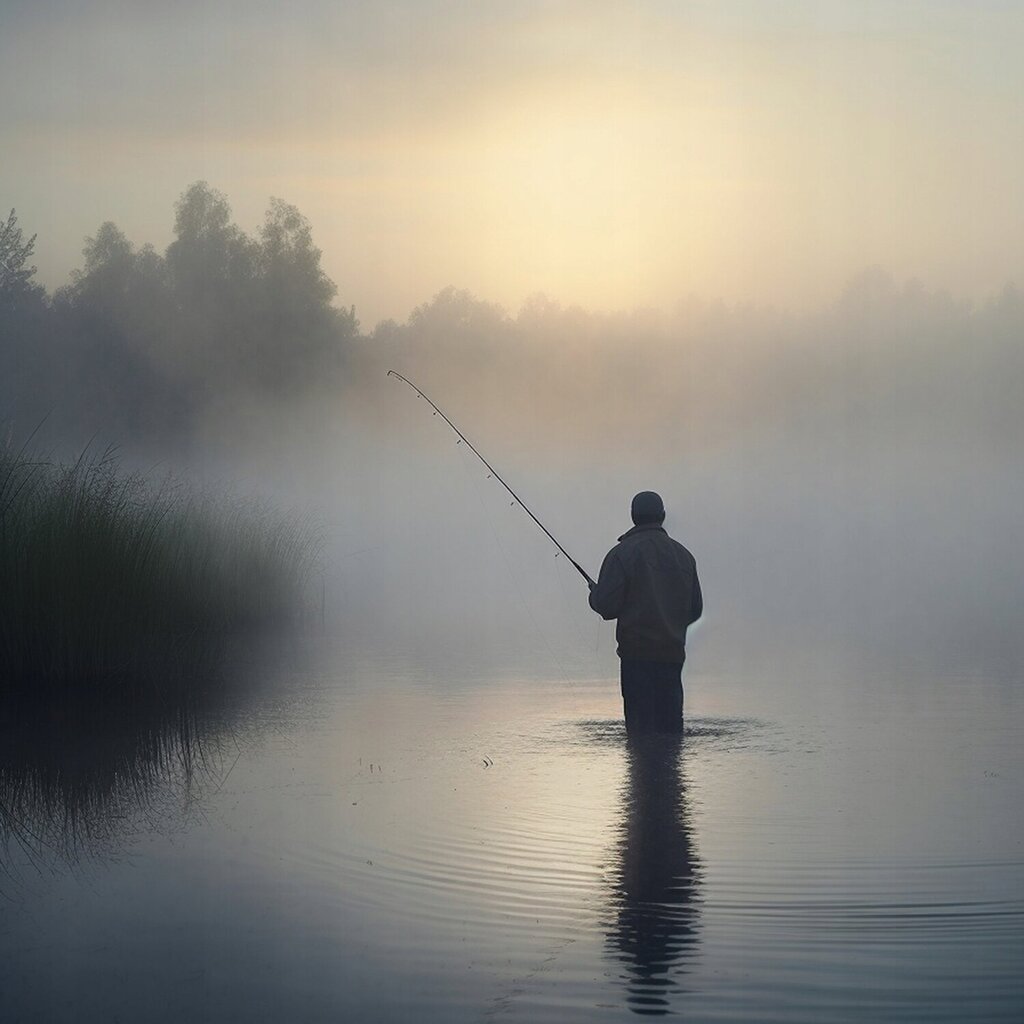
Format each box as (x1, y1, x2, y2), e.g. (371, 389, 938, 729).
(631, 490, 665, 526)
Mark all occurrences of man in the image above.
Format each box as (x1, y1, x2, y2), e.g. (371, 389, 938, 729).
(588, 491, 702, 735)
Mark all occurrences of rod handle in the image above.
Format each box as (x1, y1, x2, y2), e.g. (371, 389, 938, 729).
(571, 560, 596, 588)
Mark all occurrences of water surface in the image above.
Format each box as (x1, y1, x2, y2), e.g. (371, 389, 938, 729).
(2, 638, 1021, 1021)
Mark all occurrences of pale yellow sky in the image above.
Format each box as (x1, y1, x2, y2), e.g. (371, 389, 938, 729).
(3, 1, 1022, 326)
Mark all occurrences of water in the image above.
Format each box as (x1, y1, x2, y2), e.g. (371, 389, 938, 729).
(2, 637, 1022, 1022)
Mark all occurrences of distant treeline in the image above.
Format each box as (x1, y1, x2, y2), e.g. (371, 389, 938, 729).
(1, 184, 357, 448)
(363, 272, 1024, 469)
(3, 183, 1023, 461)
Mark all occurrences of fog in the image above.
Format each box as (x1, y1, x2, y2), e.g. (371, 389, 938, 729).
(330, 281, 1024, 681)
(6, 185, 1018, 684)
(7, 3, 1024, 322)
(5, 8, 1024, 1020)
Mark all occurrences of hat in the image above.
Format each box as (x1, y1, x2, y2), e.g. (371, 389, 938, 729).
(631, 491, 665, 523)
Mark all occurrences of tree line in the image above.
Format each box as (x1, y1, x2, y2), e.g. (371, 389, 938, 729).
(3, 181, 1023, 465)
(1, 183, 357, 449)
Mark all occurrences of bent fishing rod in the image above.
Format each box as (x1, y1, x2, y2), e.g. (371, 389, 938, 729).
(387, 370, 595, 587)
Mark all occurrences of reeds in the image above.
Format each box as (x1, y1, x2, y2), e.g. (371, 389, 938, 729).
(0, 443, 319, 699)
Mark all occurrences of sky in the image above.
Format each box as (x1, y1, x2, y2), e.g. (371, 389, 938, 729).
(3, 1, 1023, 327)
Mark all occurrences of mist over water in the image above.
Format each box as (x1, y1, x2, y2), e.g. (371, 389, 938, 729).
(3, 186, 1023, 1019)
(220, 270, 1023, 683)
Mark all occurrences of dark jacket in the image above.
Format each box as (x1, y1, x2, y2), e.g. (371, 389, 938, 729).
(588, 523, 702, 662)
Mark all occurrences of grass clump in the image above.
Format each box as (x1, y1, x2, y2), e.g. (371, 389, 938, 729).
(0, 444, 319, 699)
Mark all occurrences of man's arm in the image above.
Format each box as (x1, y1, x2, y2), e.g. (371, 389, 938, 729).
(589, 549, 626, 620)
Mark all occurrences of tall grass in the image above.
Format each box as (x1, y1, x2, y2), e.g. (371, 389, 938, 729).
(0, 444, 319, 699)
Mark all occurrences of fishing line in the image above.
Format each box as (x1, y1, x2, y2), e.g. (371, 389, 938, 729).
(386, 371, 595, 587)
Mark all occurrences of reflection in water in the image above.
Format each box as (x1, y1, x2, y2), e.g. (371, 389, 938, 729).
(0, 642, 285, 879)
(606, 733, 701, 1016)
(1, 700, 212, 873)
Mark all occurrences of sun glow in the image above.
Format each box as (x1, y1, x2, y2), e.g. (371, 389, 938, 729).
(453, 88, 701, 311)
(8, 3, 1024, 324)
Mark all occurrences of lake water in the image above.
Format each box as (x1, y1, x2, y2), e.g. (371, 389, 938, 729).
(2, 634, 1022, 1022)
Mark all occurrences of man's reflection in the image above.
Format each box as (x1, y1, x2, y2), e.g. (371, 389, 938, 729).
(606, 732, 701, 1016)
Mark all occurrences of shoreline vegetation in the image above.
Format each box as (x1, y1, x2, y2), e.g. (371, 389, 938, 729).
(0, 443, 320, 704)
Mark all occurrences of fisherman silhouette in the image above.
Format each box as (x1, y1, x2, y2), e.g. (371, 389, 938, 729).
(588, 492, 702, 735)
(606, 732, 701, 1015)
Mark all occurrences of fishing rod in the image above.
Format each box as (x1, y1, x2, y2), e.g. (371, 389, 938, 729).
(386, 370, 596, 587)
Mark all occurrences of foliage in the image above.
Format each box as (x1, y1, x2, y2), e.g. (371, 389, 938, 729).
(0, 185, 359, 446)
(0, 208, 38, 297)
(0, 444, 320, 699)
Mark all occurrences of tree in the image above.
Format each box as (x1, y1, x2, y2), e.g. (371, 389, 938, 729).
(165, 185, 357, 393)
(0, 209, 51, 435)
(4, 184, 362, 446)
(408, 286, 510, 342)
(260, 198, 336, 310)
(248, 197, 357, 388)
(0, 208, 42, 304)
(70, 222, 135, 302)
(166, 182, 257, 303)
